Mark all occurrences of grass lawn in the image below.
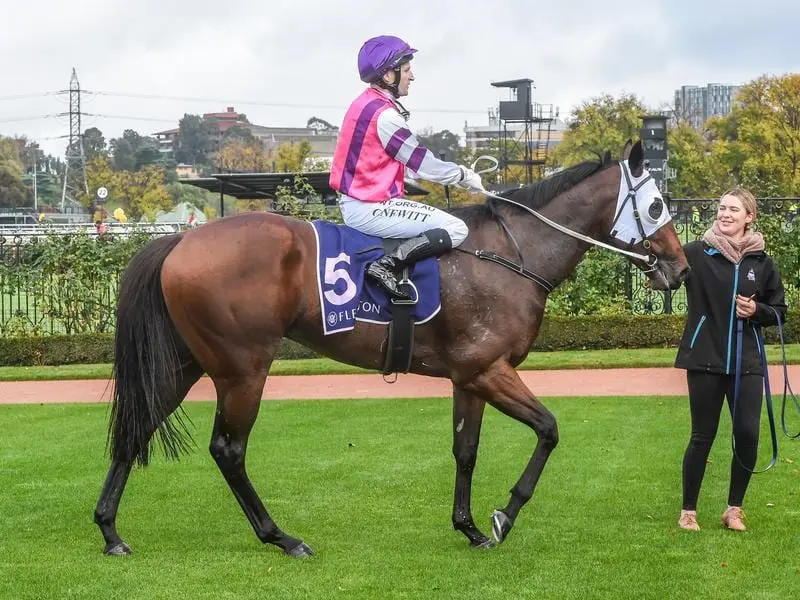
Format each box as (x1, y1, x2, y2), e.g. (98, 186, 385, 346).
(0, 397, 798, 599)
(1, 344, 799, 381)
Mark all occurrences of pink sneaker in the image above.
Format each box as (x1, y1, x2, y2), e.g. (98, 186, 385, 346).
(678, 510, 700, 531)
(721, 506, 747, 531)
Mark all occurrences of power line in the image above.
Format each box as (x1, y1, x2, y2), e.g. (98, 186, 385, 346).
(83, 113, 176, 124)
(0, 91, 66, 101)
(0, 112, 174, 125)
(84, 89, 487, 115)
(0, 114, 62, 123)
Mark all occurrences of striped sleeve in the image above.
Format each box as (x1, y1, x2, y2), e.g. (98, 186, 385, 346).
(376, 109, 462, 185)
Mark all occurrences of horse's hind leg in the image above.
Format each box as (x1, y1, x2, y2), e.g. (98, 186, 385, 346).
(451, 386, 494, 548)
(94, 360, 204, 555)
(209, 369, 312, 557)
(465, 360, 559, 544)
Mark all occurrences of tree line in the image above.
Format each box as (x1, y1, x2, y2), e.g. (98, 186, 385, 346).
(0, 113, 334, 219)
(3, 73, 799, 218)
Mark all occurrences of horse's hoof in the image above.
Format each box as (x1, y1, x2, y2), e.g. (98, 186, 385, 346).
(104, 541, 132, 556)
(472, 537, 496, 550)
(285, 542, 315, 558)
(491, 510, 513, 544)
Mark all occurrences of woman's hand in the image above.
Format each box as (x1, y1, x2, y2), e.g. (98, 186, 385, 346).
(735, 294, 757, 319)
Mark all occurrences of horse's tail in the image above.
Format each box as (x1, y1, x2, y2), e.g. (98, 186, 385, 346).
(109, 233, 191, 466)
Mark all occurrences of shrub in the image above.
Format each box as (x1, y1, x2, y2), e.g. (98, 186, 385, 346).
(1, 314, 794, 366)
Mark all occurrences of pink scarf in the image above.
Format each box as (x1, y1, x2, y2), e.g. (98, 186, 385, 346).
(702, 222, 765, 264)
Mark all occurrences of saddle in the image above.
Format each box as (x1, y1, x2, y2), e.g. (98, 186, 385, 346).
(311, 221, 441, 376)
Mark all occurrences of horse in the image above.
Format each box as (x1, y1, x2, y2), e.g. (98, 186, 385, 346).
(94, 140, 689, 557)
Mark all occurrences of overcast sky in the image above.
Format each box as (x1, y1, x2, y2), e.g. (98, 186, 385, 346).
(1, 0, 797, 158)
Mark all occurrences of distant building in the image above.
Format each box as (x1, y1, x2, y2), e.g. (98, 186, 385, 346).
(674, 84, 742, 130)
(175, 163, 200, 179)
(248, 125, 337, 161)
(153, 106, 339, 163)
(154, 128, 180, 154)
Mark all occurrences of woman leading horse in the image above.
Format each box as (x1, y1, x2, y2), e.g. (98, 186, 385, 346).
(94, 140, 689, 557)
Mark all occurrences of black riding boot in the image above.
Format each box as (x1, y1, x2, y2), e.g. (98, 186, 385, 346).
(367, 228, 453, 300)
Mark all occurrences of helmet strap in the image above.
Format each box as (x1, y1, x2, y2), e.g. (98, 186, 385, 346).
(376, 67, 402, 98)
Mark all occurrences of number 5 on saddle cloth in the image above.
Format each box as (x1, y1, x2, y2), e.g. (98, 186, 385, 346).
(311, 220, 441, 375)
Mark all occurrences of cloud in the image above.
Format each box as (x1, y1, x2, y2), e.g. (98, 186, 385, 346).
(1, 0, 796, 157)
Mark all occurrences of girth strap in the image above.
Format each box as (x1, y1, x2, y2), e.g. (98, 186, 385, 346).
(457, 248, 554, 293)
(382, 268, 416, 376)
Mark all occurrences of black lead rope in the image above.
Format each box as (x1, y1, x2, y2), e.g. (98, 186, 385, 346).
(731, 318, 779, 474)
(770, 307, 800, 439)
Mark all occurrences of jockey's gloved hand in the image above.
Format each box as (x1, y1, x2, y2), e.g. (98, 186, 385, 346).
(456, 166, 485, 194)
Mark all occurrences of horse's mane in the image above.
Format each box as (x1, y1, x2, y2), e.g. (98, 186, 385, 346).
(451, 151, 615, 226)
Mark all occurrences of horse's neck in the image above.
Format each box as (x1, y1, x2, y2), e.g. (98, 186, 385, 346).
(512, 179, 616, 285)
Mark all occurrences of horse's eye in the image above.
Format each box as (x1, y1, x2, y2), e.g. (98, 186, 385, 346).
(648, 198, 663, 221)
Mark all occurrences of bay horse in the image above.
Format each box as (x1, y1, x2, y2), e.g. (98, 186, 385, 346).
(94, 140, 689, 557)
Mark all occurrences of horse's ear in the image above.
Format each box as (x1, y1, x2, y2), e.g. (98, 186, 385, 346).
(622, 139, 633, 160)
(628, 140, 644, 176)
(603, 150, 612, 165)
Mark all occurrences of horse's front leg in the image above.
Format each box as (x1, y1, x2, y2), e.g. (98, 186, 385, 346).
(465, 360, 559, 544)
(451, 386, 494, 549)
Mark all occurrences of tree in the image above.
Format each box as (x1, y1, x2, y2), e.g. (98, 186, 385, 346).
(107, 129, 162, 171)
(221, 125, 255, 146)
(0, 136, 31, 208)
(76, 156, 118, 209)
(706, 74, 800, 196)
(269, 141, 312, 172)
(116, 166, 174, 220)
(12, 136, 42, 174)
(175, 114, 215, 166)
(549, 93, 648, 167)
(307, 116, 338, 132)
(110, 138, 135, 171)
(215, 140, 272, 172)
(667, 121, 732, 197)
(133, 137, 162, 171)
(80, 156, 173, 219)
(84, 127, 107, 159)
(417, 128, 461, 162)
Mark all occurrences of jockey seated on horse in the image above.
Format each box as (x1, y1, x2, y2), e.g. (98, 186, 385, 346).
(329, 35, 485, 300)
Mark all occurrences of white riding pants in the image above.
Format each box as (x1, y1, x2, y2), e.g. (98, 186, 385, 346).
(338, 196, 468, 246)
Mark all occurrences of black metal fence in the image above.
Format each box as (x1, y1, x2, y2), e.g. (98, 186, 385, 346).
(0, 232, 148, 336)
(628, 198, 799, 314)
(0, 201, 797, 335)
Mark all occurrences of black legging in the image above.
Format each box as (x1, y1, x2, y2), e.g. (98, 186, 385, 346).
(682, 371, 763, 510)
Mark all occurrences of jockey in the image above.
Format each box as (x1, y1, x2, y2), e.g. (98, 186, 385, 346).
(330, 34, 485, 300)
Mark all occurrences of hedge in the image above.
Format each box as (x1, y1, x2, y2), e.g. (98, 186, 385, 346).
(0, 314, 795, 366)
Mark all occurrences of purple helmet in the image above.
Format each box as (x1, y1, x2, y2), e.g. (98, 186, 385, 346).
(358, 35, 417, 83)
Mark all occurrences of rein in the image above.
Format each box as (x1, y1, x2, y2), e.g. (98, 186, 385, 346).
(470, 157, 658, 271)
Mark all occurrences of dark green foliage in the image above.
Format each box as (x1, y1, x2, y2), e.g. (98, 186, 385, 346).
(1, 315, 794, 366)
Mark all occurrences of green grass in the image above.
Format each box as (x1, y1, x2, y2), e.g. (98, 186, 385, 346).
(0, 398, 798, 599)
(2, 344, 799, 381)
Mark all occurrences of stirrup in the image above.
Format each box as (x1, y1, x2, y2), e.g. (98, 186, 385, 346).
(390, 267, 417, 305)
(367, 263, 411, 300)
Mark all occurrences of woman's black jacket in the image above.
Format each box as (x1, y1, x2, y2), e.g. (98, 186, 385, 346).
(674, 240, 787, 375)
